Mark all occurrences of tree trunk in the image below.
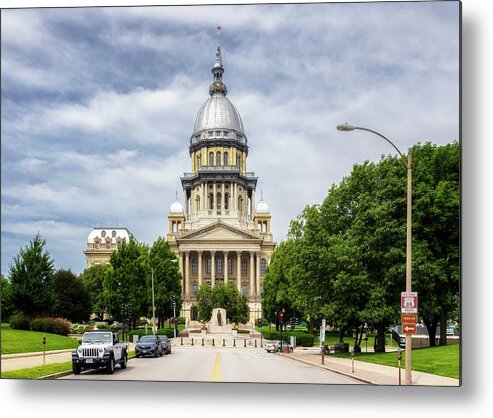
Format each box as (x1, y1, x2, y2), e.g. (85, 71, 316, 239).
(424, 317, 438, 347)
(374, 324, 386, 352)
(439, 308, 448, 346)
(338, 327, 345, 343)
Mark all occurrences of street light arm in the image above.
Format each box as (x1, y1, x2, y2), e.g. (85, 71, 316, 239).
(352, 126, 408, 167)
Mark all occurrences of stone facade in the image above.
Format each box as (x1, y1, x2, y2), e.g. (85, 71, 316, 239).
(167, 42, 275, 323)
(84, 227, 132, 267)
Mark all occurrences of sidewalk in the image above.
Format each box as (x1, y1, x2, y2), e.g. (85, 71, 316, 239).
(1, 343, 136, 372)
(281, 348, 460, 386)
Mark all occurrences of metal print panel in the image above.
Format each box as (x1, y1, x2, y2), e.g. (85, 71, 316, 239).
(0, 1, 460, 386)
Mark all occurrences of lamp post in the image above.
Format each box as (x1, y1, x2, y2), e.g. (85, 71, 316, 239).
(336, 123, 413, 385)
(149, 255, 168, 336)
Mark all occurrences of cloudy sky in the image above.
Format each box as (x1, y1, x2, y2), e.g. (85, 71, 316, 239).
(0, 1, 460, 276)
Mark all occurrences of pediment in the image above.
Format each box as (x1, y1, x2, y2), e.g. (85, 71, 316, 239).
(179, 221, 259, 242)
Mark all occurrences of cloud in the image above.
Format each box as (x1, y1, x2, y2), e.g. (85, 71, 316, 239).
(1, 2, 460, 275)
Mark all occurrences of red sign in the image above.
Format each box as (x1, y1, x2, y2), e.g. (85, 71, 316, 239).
(401, 313, 417, 323)
(401, 292, 418, 313)
(402, 323, 417, 335)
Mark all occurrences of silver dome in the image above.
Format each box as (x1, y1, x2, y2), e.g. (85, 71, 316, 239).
(192, 93, 245, 136)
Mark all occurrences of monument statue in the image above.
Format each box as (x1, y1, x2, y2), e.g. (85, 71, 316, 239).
(217, 310, 222, 326)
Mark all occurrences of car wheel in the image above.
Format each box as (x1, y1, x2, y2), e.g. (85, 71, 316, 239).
(154, 350, 158, 357)
(106, 356, 115, 374)
(72, 364, 81, 375)
(121, 352, 128, 369)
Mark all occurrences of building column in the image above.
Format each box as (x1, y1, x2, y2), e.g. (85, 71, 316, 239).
(211, 251, 216, 287)
(252, 189, 256, 218)
(249, 251, 255, 297)
(185, 251, 190, 298)
(198, 250, 203, 287)
(236, 251, 242, 293)
(213, 183, 217, 210)
(256, 251, 261, 297)
(221, 183, 225, 213)
(231, 182, 234, 211)
(179, 251, 184, 296)
(224, 251, 229, 284)
(183, 190, 188, 218)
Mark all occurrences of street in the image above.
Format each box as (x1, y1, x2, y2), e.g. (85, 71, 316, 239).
(61, 347, 364, 384)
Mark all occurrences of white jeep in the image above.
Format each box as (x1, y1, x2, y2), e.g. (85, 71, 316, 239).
(72, 330, 127, 375)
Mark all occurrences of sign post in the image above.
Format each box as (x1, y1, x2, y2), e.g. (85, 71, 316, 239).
(42, 335, 46, 366)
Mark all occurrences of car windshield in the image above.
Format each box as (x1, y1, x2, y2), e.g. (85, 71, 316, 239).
(83, 332, 112, 343)
(158, 336, 168, 341)
(139, 336, 157, 343)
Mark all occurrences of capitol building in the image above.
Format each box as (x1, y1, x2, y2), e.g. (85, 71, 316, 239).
(166, 42, 276, 322)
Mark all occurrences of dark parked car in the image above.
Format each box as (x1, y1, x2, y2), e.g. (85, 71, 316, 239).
(135, 335, 163, 358)
(157, 335, 171, 354)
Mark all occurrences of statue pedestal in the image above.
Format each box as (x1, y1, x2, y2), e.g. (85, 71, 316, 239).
(207, 325, 233, 334)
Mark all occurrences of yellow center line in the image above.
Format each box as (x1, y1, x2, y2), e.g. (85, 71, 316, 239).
(209, 352, 222, 382)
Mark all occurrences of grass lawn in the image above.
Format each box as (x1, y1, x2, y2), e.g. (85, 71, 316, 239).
(1, 350, 136, 380)
(331, 344, 459, 379)
(1, 323, 79, 355)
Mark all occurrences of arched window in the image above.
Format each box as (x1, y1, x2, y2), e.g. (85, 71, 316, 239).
(112, 230, 116, 238)
(101, 230, 106, 238)
(216, 151, 221, 166)
(217, 193, 222, 210)
(260, 259, 267, 276)
(224, 152, 229, 166)
(209, 152, 214, 166)
(241, 258, 248, 275)
(209, 193, 214, 210)
(192, 258, 198, 275)
(217, 257, 223, 275)
(238, 196, 243, 211)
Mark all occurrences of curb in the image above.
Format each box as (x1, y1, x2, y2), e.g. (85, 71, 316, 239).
(280, 353, 378, 385)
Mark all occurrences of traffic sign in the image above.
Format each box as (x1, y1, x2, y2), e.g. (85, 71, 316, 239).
(402, 323, 417, 335)
(401, 313, 417, 323)
(401, 292, 418, 313)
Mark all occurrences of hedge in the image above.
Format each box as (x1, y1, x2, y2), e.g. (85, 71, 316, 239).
(261, 329, 315, 347)
(128, 328, 176, 340)
(31, 317, 72, 336)
(9, 314, 31, 330)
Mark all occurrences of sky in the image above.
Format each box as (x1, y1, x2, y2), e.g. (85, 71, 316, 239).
(0, 1, 460, 277)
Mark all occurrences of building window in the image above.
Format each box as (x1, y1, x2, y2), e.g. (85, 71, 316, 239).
(224, 152, 229, 166)
(112, 230, 116, 238)
(241, 285, 247, 296)
(192, 285, 198, 296)
(216, 151, 221, 166)
(260, 259, 267, 276)
(225, 194, 229, 210)
(217, 193, 221, 210)
(206, 257, 211, 274)
(95, 241, 100, 249)
(241, 259, 248, 275)
(228, 257, 233, 275)
(106, 241, 110, 249)
(209, 193, 214, 210)
(101, 230, 106, 238)
(117, 241, 122, 249)
(236, 156, 240, 167)
(217, 257, 223, 275)
(209, 152, 214, 166)
(192, 258, 198, 274)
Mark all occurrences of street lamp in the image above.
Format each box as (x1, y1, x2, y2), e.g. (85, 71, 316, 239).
(149, 255, 169, 336)
(336, 123, 413, 385)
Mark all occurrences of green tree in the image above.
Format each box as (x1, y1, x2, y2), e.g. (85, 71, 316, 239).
(148, 237, 182, 328)
(79, 264, 110, 320)
(103, 238, 148, 328)
(8, 233, 56, 317)
(196, 283, 249, 325)
(53, 269, 92, 323)
(1, 274, 14, 321)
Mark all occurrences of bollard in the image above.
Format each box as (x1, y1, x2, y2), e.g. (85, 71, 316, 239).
(233, 339, 236, 347)
(191, 338, 194, 346)
(202, 338, 204, 346)
(223, 338, 225, 347)
(397, 349, 403, 386)
(244, 339, 246, 347)
(321, 351, 324, 365)
(212, 338, 215, 347)
(255, 339, 257, 347)
(351, 348, 355, 373)
(181, 337, 183, 346)
(42, 335, 46, 366)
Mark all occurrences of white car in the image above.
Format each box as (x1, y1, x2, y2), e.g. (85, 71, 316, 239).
(264, 340, 293, 353)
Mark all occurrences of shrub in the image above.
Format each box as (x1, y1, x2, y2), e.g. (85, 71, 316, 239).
(238, 329, 250, 334)
(128, 328, 176, 340)
(9, 314, 31, 330)
(178, 317, 186, 325)
(96, 324, 110, 330)
(71, 323, 94, 334)
(31, 317, 72, 336)
(295, 333, 315, 347)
